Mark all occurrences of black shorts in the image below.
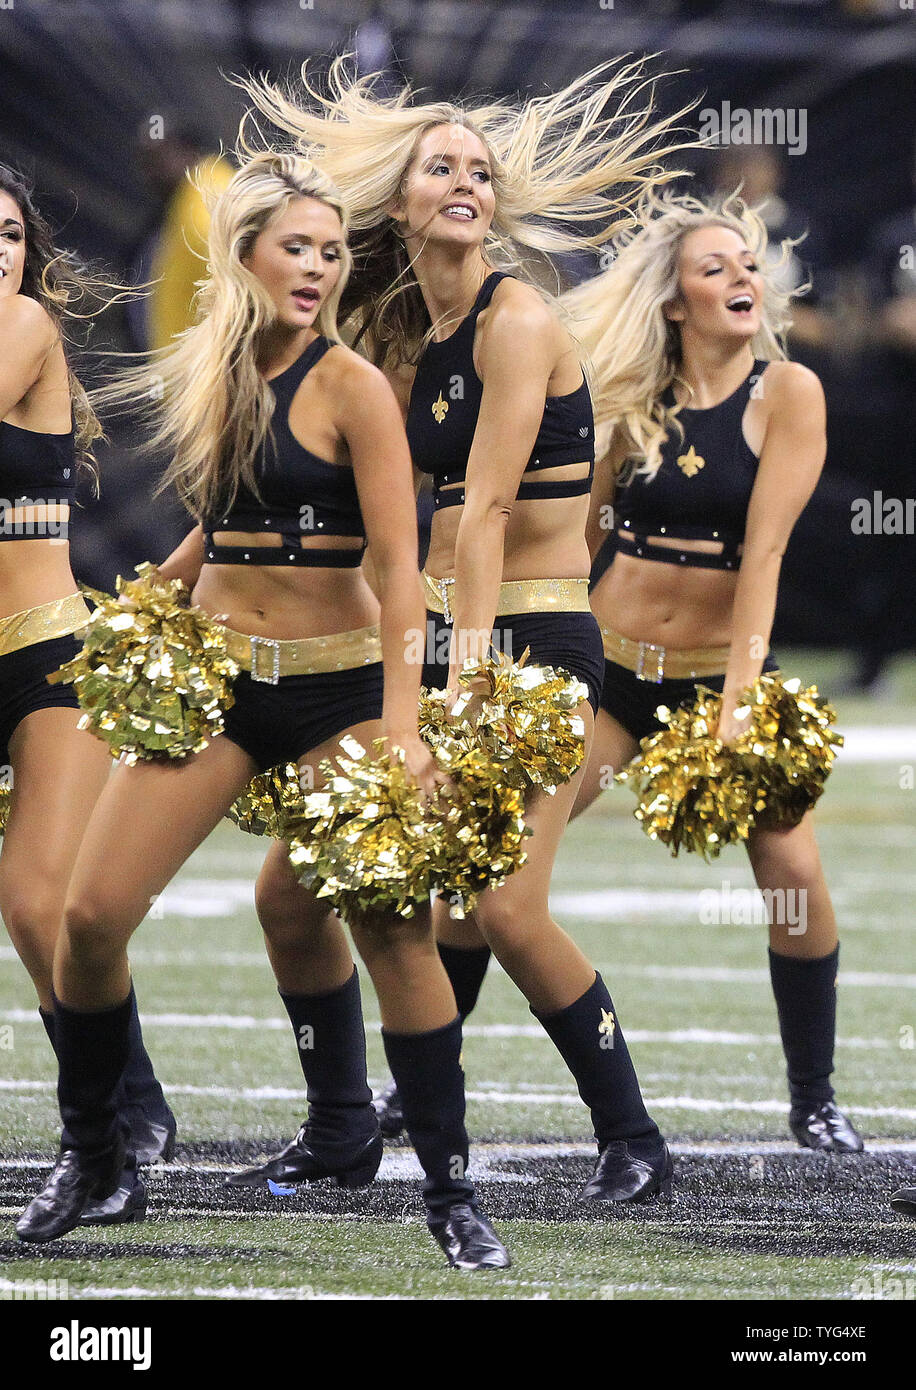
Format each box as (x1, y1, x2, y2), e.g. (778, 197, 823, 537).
(221, 662, 385, 773)
(599, 652, 781, 744)
(0, 632, 82, 766)
(421, 609, 604, 714)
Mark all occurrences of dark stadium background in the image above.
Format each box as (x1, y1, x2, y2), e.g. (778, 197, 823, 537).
(1, 0, 914, 671)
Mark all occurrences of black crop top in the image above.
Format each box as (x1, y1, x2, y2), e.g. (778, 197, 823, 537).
(614, 360, 768, 572)
(406, 271, 595, 511)
(202, 336, 366, 567)
(0, 419, 76, 540)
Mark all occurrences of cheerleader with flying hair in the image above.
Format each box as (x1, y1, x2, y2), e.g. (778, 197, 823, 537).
(16, 151, 511, 1270)
(245, 55, 697, 1203)
(0, 165, 174, 1221)
(408, 188, 863, 1154)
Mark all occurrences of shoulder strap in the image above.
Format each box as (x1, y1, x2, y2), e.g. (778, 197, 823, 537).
(270, 336, 333, 402)
(472, 270, 513, 317)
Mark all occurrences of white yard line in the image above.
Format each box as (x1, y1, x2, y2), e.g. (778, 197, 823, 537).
(0, 1007, 905, 1046)
(1, 1077, 914, 1121)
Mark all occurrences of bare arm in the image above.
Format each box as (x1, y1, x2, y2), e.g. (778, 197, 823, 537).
(585, 433, 624, 563)
(0, 297, 56, 419)
(448, 290, 557, 684)
(156, 523, 205, 589)
(718, 362, 827, 741)
(333, 352, 433, 777)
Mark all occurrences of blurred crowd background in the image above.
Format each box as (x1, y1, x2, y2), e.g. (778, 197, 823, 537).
(1, 0, 914, 691)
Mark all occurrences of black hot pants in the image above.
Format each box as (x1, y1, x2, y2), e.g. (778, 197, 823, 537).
(221, 662, 385, 773)
(421, 608, 605, 714)
(599, 651, 781, 744)
(0, 632, 82, 766)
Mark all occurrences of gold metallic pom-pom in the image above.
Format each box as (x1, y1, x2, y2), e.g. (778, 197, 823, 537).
(226, 763, 303, 837)
(616, 674, 843, 859)
(48, 562, 239, 763)
(418, 648, 588, 795)
(283, 735, 529, 927)
(0, 784, 10, 838)
(731, 675, 843, 831)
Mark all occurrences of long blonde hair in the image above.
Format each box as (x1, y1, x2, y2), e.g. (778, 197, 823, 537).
(92, 152, 352, 519)
(236, 54, 695, 367)
(562, 190, 800, 479)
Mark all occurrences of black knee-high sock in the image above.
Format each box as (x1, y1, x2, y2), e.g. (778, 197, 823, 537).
(42, 996, 170, 1129)
(769, 945, 838, 1119)
(54, 990, 133, 1162)
(279, 968, 377, 1154)
(39, 1008, 76, 1151)
(120, 990, 171, 1123)
(533, 973, 661, 1155)
(436, 942, 491, 1021)
(382, 1016, 475, 1220)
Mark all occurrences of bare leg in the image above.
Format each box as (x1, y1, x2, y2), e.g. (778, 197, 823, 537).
(0, 708, 110, 1009)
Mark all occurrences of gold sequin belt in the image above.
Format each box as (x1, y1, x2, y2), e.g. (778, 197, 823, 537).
(600, 623, 731, 683)
(0, 592, 91, 659)
(221, 622, 382, 685)
(423, 571, 591, 624)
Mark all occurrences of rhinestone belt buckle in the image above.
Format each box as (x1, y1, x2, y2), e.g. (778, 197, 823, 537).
(438, 576, 456, 625)
(635, 640, 666, 683)
(250, 634, 281, 685)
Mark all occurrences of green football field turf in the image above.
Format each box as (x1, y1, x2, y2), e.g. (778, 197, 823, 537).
(1, 650, 913, 1299)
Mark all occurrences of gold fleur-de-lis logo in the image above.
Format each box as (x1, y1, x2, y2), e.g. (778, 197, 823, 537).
(598, 1008, 615, 1039)
(676, 445, 705, 477)
(432, 391, 449, 424)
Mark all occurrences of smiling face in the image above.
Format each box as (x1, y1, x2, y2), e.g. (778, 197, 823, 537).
(0, 189, 27, 299)
(393, 122, 496, 248)
(242, 195, 344, 330)
(666, 224, 763, 344)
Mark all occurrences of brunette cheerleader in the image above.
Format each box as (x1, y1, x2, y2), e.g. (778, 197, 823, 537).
(0, 166, 174, 1224)
(245, 56, 695, 1202)
(16, 153, 509, 1269)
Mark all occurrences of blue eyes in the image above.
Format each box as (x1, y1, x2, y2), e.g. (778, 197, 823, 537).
(430, 163, 490, 181)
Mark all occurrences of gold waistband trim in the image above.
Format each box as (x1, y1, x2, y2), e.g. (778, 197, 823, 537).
(0, 592, 91, 659)
(600, 623, 731, 682)
(423, 571, 591, 622)
(222, 622, 382, 684)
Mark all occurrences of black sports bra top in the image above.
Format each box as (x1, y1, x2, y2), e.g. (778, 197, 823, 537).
(614, 360, 768, 572)
(202, 336, 365, 567)
(406, 271, 595, 511)
(0, 418, 76, 539)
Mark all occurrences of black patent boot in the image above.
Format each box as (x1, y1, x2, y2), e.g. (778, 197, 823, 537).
(17, 1140, 145, 1243)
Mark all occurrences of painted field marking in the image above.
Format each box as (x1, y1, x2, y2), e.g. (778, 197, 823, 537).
(1, 1077, 914, 1121)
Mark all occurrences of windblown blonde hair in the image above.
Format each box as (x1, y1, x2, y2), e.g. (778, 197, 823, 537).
(92, 152, 352, 519)
(236, 54, 695, 367)
(562, 190, 800, 480)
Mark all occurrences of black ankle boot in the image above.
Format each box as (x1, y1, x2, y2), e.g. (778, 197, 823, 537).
(427, 1203, 511, 1270)
(17, 1141, 143, 1243)
(227, 969, 381, 1188)
(373, 944, 492, 1141)
(383, 1016, 509, 1269)
(769, 946, 864, 1153)
(228, 1125, 381, 1189)
(534, 973, 672, 1202)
